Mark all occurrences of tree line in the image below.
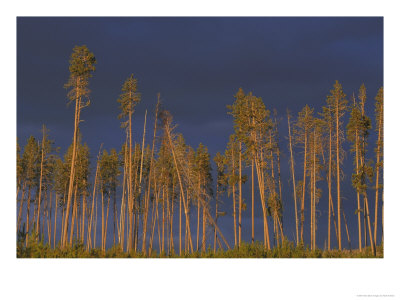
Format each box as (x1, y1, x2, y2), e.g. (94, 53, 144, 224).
(16, 45, 384, 256)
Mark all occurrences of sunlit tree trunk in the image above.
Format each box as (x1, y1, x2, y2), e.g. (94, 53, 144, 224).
(251, 159, 255, 244)
(287, 113, 298, 246)
(25, 187, 31, 247)
(62, 93, 80, 248)
(17, 182, 26, 235)
(142, 99, 159, 254)
(36, 125, 46, 239)
(179, 191, 182, 255)
(197, 174, 201, 251)
(69, 186, 78, 245)
(238, 142, 242, 247)
(301, 130, 307, 245)
(53, 193, 58, 249)
(374, 101, 383, 247)
(232, 146, 237, 248)
(104, 194, 111, 253)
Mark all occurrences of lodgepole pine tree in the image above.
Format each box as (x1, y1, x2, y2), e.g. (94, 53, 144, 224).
(287, 110, 299, 246)
(117, 74, 141, 252)
(374, 87, 383, 248)
(321, 101, 338, 250)
(295, 105, 313, 245)
(22, 136, 39, 246)
(62, 45, 96, 248)
(35, 125, 54, 239)
(347, 91, 365, 251)
(213, 152, 227, 253)
(142, 96, 160, 254)
(326, 81, 347, 250)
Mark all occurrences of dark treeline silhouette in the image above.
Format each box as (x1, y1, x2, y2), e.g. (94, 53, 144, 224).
(16, 45, 384, 257)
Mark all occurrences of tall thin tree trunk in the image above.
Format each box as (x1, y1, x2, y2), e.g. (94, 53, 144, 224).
(374, 111, 382, 248)
(36, 125, 46, 238)
(17, 183, 26, 235)
(197, 174, 200, 251)
(364, 194, 375, 255)
(238, 142, 242, 247)
(69, 187, 78, 245)
(62, 91, 81, 248)
(127, 110, 133, 252)
(328, 126, 333, 250)
(104, 195, 111, 253)
(113, 194, 116, 247)
(355, 120, 362, 251)
(288, 114, 298, 246)
(251, 159, 255, 244)
(313, 130, 316, 250)
(88, 146, 101, 250)
(149, 182, 158, 255)
(61, 201, 65, 246)
(336, 99, 342, 250)
(119, 139, 127, 251)
(301, 130, 307, 245)
(254, 157, 270, 250)
(270, 131, 278, 247)
(26, 187, 31, 247)
(48, 191, 52, 246)
(101, 191, 104, 251)
(202, 194, 206, 253)
(142, 99, 159, 253)
(162, 186, 165, 253)
(179, 191, 182, 255)
(166, 128, 194, 252)
(81, 193, 86, 244)
(232, 146, 237, 248)
(343, 210, 351, 250)
(170, 187, 175, 254)
(53, 193, 58, 249)
(94, 190, 98, 249)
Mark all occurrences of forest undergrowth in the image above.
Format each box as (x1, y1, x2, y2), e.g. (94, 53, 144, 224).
(17, 233, 383, 258)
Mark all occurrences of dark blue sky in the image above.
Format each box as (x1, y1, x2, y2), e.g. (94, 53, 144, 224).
(17, 17, 383, 249)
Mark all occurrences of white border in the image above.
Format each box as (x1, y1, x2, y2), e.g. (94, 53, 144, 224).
(1, 1, 399, 299)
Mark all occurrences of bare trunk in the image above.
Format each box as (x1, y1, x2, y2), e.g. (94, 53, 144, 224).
(179, 191, 182, 255)
(288, 114, 298, 246)
(374, 114, 382, 248)
(197, 174, 200, 251)
(36, 125, 46, 238)
(214, 184, 218, 253)
(301, 130, 307, 245)
(88, 146, 101, 250)
(119, 139, 127, 251)
(238, 142, 242, 247)
(355, 122, 362, 251)
(127, 110, 133, 252)
(251, 159, 255, 244)
(104, 195, 111, 253)
(166, 128, 193, 252)
(81, 193, 86, 244)
(343, 210, 351, 250)
(142, 99, 159, 253)
(17, 183, 26, 235)
(232, 146, 237, 247)
(26, 187, 31, 247)
(48, 191, 52, 246)
(328, 126, 332, 250)
(336, 99, 342, 250)
(53, 194, 58, 249)
(62, 89, 81, 248)
(69, 187, 78, 245)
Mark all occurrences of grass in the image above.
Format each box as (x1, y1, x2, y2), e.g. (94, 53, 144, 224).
(17, 234, 383, 258)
